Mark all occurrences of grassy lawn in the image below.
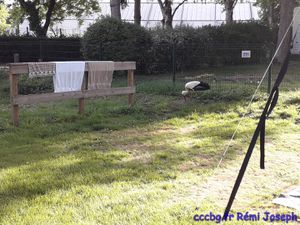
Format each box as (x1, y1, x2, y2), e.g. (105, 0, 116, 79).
(0, 62, 299, 224)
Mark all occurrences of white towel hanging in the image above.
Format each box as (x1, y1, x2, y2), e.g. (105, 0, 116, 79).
(53, 61, 85, 93)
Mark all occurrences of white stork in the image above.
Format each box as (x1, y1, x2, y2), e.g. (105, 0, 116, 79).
(182, 81, 210, 101)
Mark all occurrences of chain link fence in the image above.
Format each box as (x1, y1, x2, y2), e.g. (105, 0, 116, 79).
(0, 39, 299, 93)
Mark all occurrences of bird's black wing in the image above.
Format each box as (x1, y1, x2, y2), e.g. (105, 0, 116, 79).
(193, 82, 210, 91)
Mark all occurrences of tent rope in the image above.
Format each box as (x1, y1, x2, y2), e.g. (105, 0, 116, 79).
(216, 11, 299, 170)
(194, 9, 300, 221)
(221, 11, 300, 221)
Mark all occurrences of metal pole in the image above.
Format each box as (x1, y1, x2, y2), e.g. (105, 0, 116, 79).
(267, 48, 273, 94)
(172, 42, 176, 84)
(39, 40, 43, 62)
(267, 64, 272, 94)
(99, 42, 102, 61)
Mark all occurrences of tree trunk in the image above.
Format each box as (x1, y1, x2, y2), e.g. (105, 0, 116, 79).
(134, 0, 141, 25)
(110, 0, 121, 20)
(18, 0, 43, 36)
(157, 0, 165, 28)
(164, 0, 172, 29)
(42, 0, 56, 36)
(18, 0, 56, 37)
(276, 0, 295, 63)
(165, 16, 172, 29)
(267, 4, 273, 28)
(224, 0, 235, 24)
(157, 0, 173, 29)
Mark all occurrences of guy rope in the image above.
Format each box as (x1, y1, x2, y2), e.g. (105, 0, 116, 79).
(222, 11, 299, 220)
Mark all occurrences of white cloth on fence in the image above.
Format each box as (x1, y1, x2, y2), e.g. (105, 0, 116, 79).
(87, 61, 114, 90)
(28, 63, 56, 78)
(53, 62, 85, 93)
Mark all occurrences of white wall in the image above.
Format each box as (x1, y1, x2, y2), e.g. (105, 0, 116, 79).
(291, 7, 300, 55)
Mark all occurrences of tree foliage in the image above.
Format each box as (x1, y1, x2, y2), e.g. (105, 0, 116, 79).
(0, 4, 9, 33)
(255, 0, 280, 29)
(8, 0, 100, 37)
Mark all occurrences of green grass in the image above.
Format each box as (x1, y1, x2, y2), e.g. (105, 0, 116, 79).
(0, 63, 299, 224)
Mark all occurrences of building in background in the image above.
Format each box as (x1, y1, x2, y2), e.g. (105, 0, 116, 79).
(10, 0, 259, 36)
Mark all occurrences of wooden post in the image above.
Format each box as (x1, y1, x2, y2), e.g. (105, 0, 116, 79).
(11, 53, 20, 126)
(128, 69, 134, 107)
(13, 53, 20, 63)
(10, 70, 19, 127)
(79, 72, 88, 114)
(78, 98, 85, 114)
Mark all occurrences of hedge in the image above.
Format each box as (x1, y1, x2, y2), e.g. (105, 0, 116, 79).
(0, 36, 82, 63)
(81, 17, 152, 74)
(0, 21, 276, 76)
(147, 23, 275, 73)
(82, 20, 275, 74)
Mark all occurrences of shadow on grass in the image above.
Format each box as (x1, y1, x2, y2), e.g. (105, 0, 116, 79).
(0, 128, 245, 217)
(0, 80, 292, 216)
(0, 84, 268, 171)
(0, 68, 299, 221)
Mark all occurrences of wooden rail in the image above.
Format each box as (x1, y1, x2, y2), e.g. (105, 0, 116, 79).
(8, 61, 136, 127)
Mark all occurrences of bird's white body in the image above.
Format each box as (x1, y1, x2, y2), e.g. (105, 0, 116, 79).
(185, 81, 201, 91)
(181, 81, 210, 100)
(182, 81, 201, 96)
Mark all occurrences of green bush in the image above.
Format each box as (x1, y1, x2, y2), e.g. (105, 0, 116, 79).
(18, 76, 53, 95)
(148, 26, 210, 73)
(146, 28, 173, 73)
(81, 16, 152, 73)
(0, 70, 9, 99)
(81, 21, 274, 74)
(206, 22, 276, 65)
(146, 22, 274, 74)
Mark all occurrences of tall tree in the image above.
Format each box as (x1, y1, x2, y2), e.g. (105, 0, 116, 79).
(157, 0, 187, 29)
(276, 0, 296, 63)
(8, 0, 100, 37)
(134, 0, 141, 25)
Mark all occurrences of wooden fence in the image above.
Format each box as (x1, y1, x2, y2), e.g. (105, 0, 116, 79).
(9, 61, 136, 127)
